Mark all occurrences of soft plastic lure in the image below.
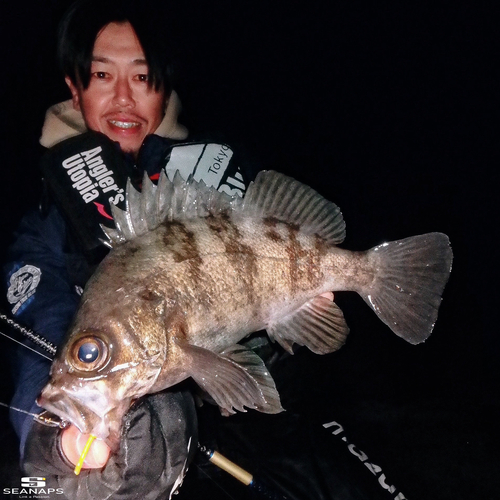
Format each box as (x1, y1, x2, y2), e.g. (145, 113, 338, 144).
(74, 434, 97, 475)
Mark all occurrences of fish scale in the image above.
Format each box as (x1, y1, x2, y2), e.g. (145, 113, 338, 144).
(38, 170, 453, 449)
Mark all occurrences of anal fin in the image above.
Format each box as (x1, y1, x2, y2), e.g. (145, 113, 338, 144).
(267, 295, 349, 355)
(182, 343, 283, 415)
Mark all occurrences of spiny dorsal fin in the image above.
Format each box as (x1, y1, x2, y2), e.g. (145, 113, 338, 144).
(101, 170, 240, 247)
(101, 170, 345, 248)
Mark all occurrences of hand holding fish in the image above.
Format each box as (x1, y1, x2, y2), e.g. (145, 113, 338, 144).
(21, 390, 196, 497)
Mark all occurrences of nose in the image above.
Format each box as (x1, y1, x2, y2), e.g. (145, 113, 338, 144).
(112, 77, 135, 108)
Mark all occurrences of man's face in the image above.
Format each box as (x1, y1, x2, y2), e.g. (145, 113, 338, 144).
(66, 22, 166, 155)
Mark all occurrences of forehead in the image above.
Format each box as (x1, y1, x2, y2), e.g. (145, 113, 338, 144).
(93, 21, 147, 64)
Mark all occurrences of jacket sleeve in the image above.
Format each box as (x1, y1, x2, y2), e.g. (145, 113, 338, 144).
(3, 203, 81, 456)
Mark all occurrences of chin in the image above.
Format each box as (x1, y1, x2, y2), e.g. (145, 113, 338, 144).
(116, 141, 142, 157)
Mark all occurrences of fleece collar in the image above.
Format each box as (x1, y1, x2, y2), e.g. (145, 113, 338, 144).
(39, 90, 188, 148)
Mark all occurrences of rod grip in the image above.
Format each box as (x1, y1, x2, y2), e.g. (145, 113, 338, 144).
(209, 450, 253, 485)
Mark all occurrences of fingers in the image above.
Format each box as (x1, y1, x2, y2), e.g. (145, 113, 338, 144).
(61, 425, 111, 469)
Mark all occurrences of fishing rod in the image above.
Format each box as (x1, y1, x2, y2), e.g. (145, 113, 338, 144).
(0, 310, 67, 427)
(0, 310, 56, 358)
(0, 311, 290, 499)
(198, 443, 290, 500)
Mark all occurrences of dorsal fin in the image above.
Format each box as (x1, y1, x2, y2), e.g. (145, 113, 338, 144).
(101, 170, 240, 247)
(242, 170, 345, 245)
(101, 170, 345, 248)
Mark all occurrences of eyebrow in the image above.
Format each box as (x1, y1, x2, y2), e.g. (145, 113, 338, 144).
(92, 56, 148, 65)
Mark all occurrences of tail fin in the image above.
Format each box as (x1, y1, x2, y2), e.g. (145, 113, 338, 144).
(360, 232, 453, 344)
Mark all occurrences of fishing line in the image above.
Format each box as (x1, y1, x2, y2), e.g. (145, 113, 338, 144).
(0, 402, 68, 428)
(0, 330, 53, 361)
(0, 317, 98, 475)
(0, 310, 57, 357)
(0, 311, 62, 427)
(1, 397, 88, 473)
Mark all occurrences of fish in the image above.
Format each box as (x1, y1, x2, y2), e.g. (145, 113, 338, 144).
(38, 170, 453, 448)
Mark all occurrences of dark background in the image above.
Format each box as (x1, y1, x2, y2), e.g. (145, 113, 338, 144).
(0, 1, 497, 499)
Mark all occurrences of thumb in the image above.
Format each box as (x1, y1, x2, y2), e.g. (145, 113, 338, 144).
(61, 425, 111, 469)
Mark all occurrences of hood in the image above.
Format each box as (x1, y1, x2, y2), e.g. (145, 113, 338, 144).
(39, 90, 188, 149)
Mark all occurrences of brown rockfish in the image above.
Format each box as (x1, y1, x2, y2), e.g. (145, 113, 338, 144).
(38, 170, 453, 448)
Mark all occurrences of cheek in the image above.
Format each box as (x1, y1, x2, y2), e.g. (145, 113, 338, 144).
(143, 94, 166, 130)
(79, 92, 107, 131)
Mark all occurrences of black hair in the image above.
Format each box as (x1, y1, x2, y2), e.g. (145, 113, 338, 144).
(58, 0, 173, 93)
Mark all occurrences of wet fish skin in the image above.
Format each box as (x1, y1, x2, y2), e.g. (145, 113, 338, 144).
(38, 170, 453, 448)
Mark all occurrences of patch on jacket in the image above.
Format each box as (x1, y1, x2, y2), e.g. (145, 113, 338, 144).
(7, 264, 42, 314)
(164, 143, 246, 197)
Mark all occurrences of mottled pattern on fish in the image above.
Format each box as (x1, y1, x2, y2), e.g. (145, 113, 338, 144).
(114, 218, 335, 346)
(39, 170, 453, 447)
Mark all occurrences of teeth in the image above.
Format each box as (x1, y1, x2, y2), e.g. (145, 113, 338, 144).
(109, 120, 139, 129)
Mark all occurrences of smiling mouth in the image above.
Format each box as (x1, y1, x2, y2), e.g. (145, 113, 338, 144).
(109, 120, 140, 129)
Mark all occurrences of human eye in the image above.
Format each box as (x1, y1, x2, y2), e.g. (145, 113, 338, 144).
(135, 73, 149, 82)
(92, 71, 109, 80)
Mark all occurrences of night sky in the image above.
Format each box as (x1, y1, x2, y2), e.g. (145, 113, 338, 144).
(0, 2, 497, 498)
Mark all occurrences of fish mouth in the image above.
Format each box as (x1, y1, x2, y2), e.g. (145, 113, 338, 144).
(37, 393, 84, 432)
(37, 382, 127, 450)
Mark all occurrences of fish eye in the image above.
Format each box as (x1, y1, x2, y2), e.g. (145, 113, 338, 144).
(70, 336, 109, 373)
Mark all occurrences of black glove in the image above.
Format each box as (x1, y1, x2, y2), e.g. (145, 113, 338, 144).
(40, 131, 135, 262)
(23, 389, 197, 500)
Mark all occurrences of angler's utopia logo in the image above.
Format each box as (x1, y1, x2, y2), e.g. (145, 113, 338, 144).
(2, 477, 64, 498)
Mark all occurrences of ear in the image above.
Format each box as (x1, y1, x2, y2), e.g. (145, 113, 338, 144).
(65, 76, 81, 111)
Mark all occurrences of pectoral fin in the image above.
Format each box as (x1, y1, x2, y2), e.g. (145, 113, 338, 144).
(267, 295, 349, 354)
(181, 343, 283, 415)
